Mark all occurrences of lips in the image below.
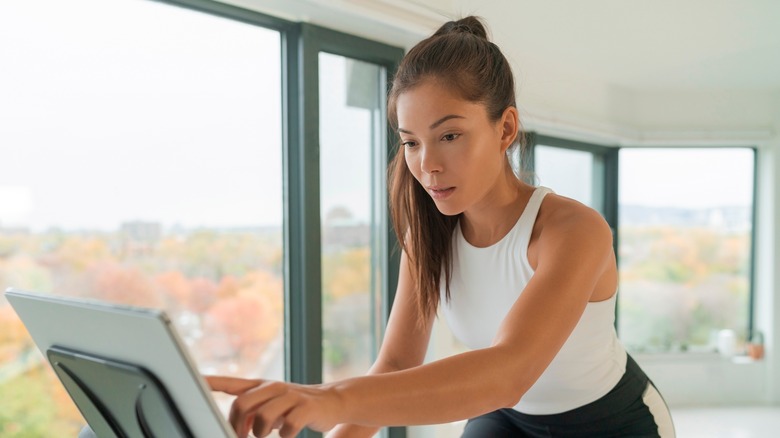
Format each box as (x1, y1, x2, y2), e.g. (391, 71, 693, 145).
(427, 186, 455, 200)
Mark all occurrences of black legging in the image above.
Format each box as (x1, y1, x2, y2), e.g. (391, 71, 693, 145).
(461, 355, 675, 437)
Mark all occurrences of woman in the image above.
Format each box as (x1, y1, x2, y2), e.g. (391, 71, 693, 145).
(208, 16, 675, 438)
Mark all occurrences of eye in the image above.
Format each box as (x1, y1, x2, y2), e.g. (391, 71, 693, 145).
(441, 133, 460, 142)
(402, 140, 418, 148)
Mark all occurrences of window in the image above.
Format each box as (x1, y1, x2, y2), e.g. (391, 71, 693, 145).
(319, 53, 385, 382)
(0, 0, 284, 434)
(1, 1, 404, 437)
(529, 135, 756, 356)
(617, 148, 756, 353)
(530, 135, 616, 219)
(535, 146, 601, 210)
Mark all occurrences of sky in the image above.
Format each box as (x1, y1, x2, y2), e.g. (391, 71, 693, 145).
(0, 0, 378, 232)
(0, 0, 755, 232)
(619, 148, 754, 209)
(535, 146, 755, 210)
(0, 0, 283, 230)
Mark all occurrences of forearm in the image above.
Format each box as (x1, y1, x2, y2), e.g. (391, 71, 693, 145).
(328, 346, 529, 428)
(326, 423, 379, 438)
(326, 360, 408, 438)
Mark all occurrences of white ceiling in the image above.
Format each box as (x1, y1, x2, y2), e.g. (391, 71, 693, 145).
(233, 0, 780, 139)
(456, 0, 780, 92)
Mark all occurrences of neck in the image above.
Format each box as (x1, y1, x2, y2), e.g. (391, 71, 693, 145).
(460, 169, 532, 247)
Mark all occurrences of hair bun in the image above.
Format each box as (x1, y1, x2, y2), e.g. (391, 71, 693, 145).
(433, 16, 489, 40)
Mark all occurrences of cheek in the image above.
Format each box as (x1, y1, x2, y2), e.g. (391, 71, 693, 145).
(464, 145, 502, 183)
(474, 135, 505, 167)
(404, 150, 422, 180)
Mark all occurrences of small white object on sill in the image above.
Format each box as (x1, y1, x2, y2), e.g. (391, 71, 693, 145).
(716, 329, 737, 358)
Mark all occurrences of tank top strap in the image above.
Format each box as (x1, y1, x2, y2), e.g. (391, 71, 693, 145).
(512, 186, 553, 249)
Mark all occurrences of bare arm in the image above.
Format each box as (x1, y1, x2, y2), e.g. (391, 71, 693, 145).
(324, 204, 615, 427)
(210, 201, 615, 437)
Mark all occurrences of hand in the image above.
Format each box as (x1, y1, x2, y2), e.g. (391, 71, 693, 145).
(206, 376, 344, 438)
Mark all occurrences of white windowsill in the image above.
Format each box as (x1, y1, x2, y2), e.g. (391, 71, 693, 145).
(633, 351, 766, 365)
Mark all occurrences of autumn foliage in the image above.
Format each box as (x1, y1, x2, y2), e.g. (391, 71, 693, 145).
(0, 228, 285, 436)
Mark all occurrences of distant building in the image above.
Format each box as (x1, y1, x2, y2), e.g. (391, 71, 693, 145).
(119, 221, 162, 255)
(323, 206, 370, 250)
(0, 225, 30, 235)
(323, 221, 371, 250)
(620, 205, 751, 233)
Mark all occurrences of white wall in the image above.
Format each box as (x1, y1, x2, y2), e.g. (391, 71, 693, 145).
(766, 134, 780, 403)
(637, 354, 768, 406)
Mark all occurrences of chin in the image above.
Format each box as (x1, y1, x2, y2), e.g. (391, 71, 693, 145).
(432, 202, 464, 217)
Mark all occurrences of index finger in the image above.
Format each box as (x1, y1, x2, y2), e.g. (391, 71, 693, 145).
(205, 375, 265, 395)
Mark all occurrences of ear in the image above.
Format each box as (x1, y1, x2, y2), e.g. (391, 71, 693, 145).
(498, 106, 519, 154)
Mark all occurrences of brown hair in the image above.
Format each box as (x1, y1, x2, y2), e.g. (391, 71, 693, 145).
(387, 16, 523, 323)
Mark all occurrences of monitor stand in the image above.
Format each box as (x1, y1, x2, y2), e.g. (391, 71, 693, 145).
(47, 346, 194, 438)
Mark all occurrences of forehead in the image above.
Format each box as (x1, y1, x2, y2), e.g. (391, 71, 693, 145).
(395, 80, 487, 128)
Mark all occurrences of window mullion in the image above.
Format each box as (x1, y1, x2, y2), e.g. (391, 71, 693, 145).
(283, 24, 324, 393)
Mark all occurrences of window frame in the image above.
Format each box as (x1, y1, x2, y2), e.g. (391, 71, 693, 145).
(292, 22, 404, 389)
(154, 1, 405, 437)
(528, 133, 619, 252)
(530, 132, 759, 350)
(615, 145, 759, 346)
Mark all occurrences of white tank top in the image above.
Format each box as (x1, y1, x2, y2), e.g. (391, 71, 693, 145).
(440, 186, 627, 415)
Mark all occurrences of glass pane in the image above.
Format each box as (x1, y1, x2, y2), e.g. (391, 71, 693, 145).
(618, 148, 754, 353)
(534, 145, 596, 209)
(319, 53, 383, 383)
(0, 0, 284, 434)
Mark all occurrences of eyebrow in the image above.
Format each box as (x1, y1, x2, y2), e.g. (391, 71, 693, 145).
(397, 114, 465, 135)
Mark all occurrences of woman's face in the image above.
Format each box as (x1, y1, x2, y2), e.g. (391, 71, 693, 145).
(396, 79, 513, 216)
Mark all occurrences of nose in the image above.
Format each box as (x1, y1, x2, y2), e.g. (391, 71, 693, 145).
(420, 144, 443, 174)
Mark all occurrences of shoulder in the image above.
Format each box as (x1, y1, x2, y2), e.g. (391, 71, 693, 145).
(535, 192, 613, 253)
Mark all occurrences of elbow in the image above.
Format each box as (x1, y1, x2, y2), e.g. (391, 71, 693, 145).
(492, 357, 543, 409)
(488, 372, 528, 408)
(485, 348, 535, 408)
(486, 339, 558, 410)
(498, 386, 525, 409)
